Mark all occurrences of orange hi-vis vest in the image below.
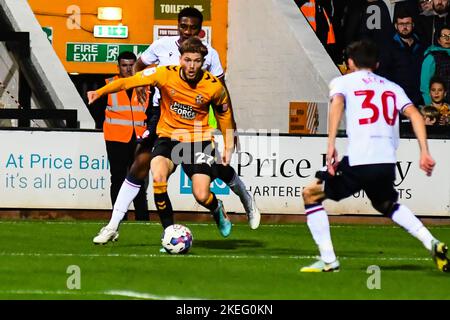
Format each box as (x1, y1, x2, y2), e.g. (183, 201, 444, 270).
(301, 0, 336, 44)
(104, 75, 149, 143)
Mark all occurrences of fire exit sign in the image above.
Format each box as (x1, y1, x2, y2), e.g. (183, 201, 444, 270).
(93, 25, 128, 39)
(66, 43, 149, 63)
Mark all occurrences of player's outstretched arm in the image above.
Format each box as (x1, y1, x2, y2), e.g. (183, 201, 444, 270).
(133, 57, 151, 105)
(87, 71, 158, 105)
(403, 105, 436, 176)
(327, 94, 345, 176)
(87, 91, 99, 105)
(86, 77, 132, 104)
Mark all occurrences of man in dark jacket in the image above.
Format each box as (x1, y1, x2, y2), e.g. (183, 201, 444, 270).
(379, 10, 426, 107)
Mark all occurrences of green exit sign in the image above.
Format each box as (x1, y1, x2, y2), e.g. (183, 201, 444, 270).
(93, 25, 128, 39)
(66, 43, 149, 63)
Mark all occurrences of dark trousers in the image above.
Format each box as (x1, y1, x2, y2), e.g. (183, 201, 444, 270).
(105, 137, 149, 220)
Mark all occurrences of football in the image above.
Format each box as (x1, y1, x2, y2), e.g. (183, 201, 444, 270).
(161, 224, 193, 254)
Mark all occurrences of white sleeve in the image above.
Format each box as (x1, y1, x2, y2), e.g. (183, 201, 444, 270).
(329, 77, 346, 99)
(140, 42, 159, 66)
(394, 84, 413, 113)
(208, 48, 224, 78)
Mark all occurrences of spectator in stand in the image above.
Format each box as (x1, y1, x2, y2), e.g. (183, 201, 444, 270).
(378, 9, 425, 107)
(419, 0, 435, 16)
(421, 105, 441, 124)
(415, 0, 450, 46)
(420, 25, 450, 104)
(428, 76, 450, 124)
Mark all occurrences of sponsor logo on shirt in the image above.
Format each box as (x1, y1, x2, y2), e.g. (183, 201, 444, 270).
(170, 102, 196, 120)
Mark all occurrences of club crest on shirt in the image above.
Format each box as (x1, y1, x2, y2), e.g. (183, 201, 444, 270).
(195, 94, 204, 105)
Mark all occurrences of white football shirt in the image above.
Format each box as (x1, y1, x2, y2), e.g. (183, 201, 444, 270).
(140, 36, 224, 106)
(329, 70, 413, 166)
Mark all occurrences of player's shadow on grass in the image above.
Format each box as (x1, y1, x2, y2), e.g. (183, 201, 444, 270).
(194, 239, 264, 250)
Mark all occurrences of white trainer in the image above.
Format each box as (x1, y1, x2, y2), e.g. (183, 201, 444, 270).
(93, 227, 119, 245)
(245, 194, 261, 230)
(300, 259, 340, 272)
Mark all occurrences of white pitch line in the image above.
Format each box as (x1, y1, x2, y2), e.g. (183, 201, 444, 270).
(0, 289, 202, 300)
(0, 251, 432, 262)
(0, 220, 449, 229)
(105, 290, 202, 300)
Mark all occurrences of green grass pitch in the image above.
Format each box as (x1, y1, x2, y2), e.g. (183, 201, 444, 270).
(0, 220, 449, 300)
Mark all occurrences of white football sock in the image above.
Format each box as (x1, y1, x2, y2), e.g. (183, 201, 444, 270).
(305, 205, 337, 264)
(391, 204, 436, 251)
(228, 173, 252, 208)
(106, 179, 141, 231)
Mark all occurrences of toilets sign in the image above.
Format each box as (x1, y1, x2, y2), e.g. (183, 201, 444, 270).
(154, 0, 211, 20)
(66, 43, 149, 63)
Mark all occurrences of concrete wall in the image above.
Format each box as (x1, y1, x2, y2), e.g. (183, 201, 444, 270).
(0, 0, 94, 128)
(226, 0, 340, 132)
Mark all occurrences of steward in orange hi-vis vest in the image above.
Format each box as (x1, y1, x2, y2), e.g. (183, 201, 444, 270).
(96, 65, 235, 149)
(300, 0, 335, 45)
(103, 75, 149, 143)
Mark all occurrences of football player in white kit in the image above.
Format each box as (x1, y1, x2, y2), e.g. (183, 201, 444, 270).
(300, 40, 449, 273)
(133, 7, 260, 230)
